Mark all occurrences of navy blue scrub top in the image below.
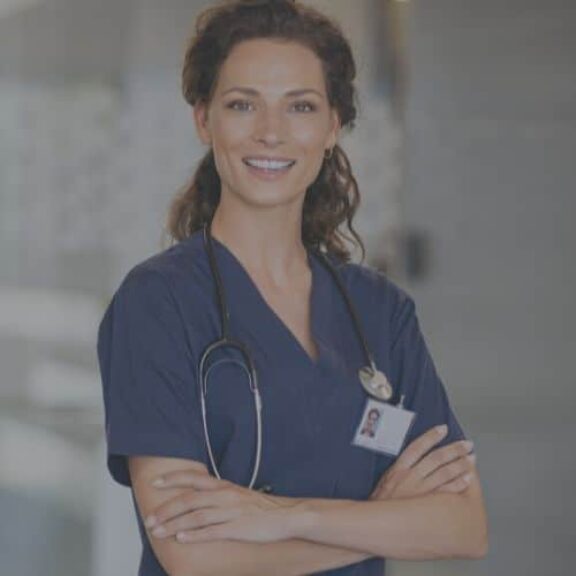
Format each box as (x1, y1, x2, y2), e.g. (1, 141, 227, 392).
(97, 228, 467, 576)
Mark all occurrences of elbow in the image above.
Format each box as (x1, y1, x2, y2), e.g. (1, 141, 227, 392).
(461, 515, 489, 560)
(468, 528, 489, 559)
(458, 480, 490, 560)
(446, 528, 488, 561)
(437, 528, 488, 561)
(465, 538, 488, 560)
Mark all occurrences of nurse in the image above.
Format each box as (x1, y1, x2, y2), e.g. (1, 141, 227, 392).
(97, 1, 488, 575)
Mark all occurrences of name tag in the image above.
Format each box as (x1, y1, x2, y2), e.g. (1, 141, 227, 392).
(352, 397, 416, 457)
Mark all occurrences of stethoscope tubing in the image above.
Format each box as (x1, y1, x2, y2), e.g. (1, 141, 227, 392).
(198, 342, 262, 489)
(198, 220, 390, 491)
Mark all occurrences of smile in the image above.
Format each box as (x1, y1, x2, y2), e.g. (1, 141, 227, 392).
(242, 158, 296, 180)
(243, 158, 296, 170)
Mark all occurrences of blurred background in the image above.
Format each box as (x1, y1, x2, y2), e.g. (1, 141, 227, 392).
(0, 0, 574, 574)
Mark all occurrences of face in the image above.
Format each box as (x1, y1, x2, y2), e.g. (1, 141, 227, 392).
(367, 410, 380, 426)
(193, 38, 341, 210)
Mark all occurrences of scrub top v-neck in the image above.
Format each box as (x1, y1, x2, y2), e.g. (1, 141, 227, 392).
(201, 233, 378, 499)
(97, 228, 467, 576)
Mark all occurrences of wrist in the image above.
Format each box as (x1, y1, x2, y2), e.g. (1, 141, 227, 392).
(284, 497, 358, 540)
(284, 498, 374, 562)
(284, 498, 319, 540)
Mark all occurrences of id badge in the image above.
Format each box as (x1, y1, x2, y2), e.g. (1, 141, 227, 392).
(352, 396, 416, 457)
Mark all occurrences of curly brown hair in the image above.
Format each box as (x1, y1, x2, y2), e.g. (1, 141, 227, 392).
(165, 0, 365, 263)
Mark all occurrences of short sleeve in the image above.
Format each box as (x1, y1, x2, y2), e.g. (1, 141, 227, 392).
(389, 290, 467, 449)
(96, 267, 208, 487)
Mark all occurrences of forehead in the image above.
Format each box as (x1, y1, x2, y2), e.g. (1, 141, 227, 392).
(217, 39, 326, 96)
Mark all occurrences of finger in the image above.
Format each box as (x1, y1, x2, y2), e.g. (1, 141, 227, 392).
(394, 425, 448, 470)
(420, 452, 476, 492)
(413, 439, 474, 479)
(152, 464, 210, 488)
(435, 472, 473, 494)
(147, 490, 225, 530)
(151, 507, 237, 539)
(176, 523, 230, 544)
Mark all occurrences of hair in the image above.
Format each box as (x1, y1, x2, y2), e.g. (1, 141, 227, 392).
(367, 408, 381, 420)
(165, 0, 365, 263)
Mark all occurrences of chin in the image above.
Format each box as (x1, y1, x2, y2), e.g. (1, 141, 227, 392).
(236, 186, 304, 209)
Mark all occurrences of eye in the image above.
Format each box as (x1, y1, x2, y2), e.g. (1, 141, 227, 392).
(226, 100, 317, 113)
(226, 100, 254, 112)
(292, 101, 317, 113)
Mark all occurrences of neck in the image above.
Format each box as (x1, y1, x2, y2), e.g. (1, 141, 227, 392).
(209, 200, 309, 289)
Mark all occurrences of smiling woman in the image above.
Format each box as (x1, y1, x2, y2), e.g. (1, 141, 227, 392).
(96, 1, 487, 575)
(171, 0, 364, 263)
(191, 38, 342, 217)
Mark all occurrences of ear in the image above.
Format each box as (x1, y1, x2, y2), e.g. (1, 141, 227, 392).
(327, 108, 341, 150)
(193, 102, 212, 147)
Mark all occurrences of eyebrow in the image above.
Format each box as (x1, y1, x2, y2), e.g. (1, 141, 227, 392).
(221, 87, 324, 98)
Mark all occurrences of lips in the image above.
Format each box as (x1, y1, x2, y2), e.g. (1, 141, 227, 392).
(242, 157, 296, 180)
(242, 156, 296, 163)
(242, 158, 296, 170)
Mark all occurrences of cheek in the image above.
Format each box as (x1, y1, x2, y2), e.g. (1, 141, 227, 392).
(291, 123, 328, 149)
(212, 117, 252, 148)
(291, 112, 334, 141)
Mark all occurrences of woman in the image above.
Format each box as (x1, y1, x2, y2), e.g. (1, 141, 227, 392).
(360, 409, 381, 439)
(97, 1, 488, 574)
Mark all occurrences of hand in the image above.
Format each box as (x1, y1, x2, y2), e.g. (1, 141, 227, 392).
(144, 470, 302, 544)
(370, 425, 476, 501)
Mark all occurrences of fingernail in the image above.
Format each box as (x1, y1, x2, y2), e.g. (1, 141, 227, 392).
(152, 526, 167, 537)
(436, 425, 448, 436)
(152, 477, 165, 487)
(176, 532, 188, 543)
(463, 440, 474, 451)
(463, 473, 472, 483)
(144, 515, 157, 528)
(467, 453, 477, 463)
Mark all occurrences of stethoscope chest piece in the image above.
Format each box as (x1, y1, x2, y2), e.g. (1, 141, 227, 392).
(358, 365, 393, 401)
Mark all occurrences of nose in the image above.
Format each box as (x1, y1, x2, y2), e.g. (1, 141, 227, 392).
(253, 106, 286, 145)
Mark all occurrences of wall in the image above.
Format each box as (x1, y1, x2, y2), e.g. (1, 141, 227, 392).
(397, 1, 576, 574)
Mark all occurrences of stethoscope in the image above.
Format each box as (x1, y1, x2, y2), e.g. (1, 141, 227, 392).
(198, 221, 393, 490)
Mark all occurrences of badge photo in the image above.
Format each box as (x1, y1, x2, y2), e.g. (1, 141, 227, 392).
(352, 397, 416, 457)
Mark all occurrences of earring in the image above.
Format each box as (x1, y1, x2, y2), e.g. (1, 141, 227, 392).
(324, 147, 334, 160)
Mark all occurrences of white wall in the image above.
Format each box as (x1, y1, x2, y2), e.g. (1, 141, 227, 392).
(397, 1, 576, 574)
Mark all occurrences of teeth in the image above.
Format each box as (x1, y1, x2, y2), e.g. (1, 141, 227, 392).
(244, 159, 295, 170)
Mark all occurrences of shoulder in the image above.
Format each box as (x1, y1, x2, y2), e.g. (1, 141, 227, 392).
(98, 231, 209, 337)
(112, 230, 209, 307)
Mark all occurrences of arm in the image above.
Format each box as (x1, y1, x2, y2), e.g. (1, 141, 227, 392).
(129, 455, 372, 576)
(292, 468, 488, 560)
(140, 426, 485, 574)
